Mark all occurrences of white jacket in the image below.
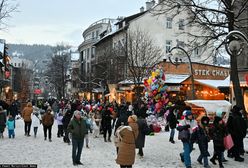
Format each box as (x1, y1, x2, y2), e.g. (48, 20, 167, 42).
(31, 114, 41, 127)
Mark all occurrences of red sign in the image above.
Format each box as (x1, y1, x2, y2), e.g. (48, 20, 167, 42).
(34, 89, 42, 95)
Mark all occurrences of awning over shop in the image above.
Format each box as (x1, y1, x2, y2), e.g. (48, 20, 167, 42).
(195, 76, 230, 89)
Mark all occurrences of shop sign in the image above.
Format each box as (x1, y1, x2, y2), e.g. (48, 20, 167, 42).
(194, 69, 229, 77)
(34, 89, 42, 95)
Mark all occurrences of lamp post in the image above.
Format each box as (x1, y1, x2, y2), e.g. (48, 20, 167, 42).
(224, 30, 248, 111)
(168, 46, 195, 100)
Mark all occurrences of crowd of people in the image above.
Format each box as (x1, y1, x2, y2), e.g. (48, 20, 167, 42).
(0, 98, 247, 168)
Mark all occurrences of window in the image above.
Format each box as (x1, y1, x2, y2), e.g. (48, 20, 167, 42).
(96, 30, 99, 39)
(91, 47, 95, 58)
(87, 48, 90, 60)
(92, 32, 95, 39)
(179, 19, 185, 30)
(87, 62, 90, 73)
(166, 17, 172, 29)
(194, 47, 201, 57)
(166, 40, 172, 53)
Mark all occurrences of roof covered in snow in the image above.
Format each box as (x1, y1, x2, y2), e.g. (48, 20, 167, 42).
(195, 76, 230, 88)
(164, 74, 190, 84)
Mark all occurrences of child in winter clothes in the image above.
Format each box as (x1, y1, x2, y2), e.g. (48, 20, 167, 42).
(191, 116, 211, 168)
(56, 112, 64, 137)
(177, 109, 198, 168)
(31, 111, 41, 138)
(6, 115, 15, 138)
(209, 116, 227, 168)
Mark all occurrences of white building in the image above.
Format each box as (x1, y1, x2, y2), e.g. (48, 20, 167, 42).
(10, 56, 34, 70)
(113, 1, 215, 64)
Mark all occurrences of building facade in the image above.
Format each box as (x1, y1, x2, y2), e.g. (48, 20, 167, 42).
(78, 18, 116, 94)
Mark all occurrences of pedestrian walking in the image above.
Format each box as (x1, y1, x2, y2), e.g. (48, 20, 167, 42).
(167, 106, 179, 144)
(0, 106, 6, 138)
(42, 109, 54, 142)
(116, 115, 139, 168)
(209, 116, 227, 168)
(227, 105, 247, 162)
(135, 110, 149, 158)
(62, 109, 73, 144)
(6, 115, 15, 139)
(68, 110, 87, 166)
(56, 112, 64, 137)
(21, 102, 33, 136)
(177, 108, 197, 168)
(31, 108, 41, 138)
(191, 116, 211, 168)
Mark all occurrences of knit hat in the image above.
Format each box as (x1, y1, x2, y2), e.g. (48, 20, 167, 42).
(183, 110, 192, 117)
(201, 116, 210, 126)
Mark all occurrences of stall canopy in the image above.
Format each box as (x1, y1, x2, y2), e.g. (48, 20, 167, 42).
(185, 100, 232, 113)
(194, 76, 230, 89)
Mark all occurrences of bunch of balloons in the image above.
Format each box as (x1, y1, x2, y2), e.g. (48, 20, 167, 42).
(143, 65, 169, 113)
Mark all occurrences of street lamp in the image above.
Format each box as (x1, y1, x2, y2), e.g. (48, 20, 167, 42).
(224, 30, 248, 111)
(168, 46, 195, 100)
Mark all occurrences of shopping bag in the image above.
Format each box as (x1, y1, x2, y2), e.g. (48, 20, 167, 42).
(224, 134, 234, 150)
(178, 129, 190, 141)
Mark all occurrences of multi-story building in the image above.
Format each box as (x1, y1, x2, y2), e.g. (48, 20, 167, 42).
(78, 18, 116, 94)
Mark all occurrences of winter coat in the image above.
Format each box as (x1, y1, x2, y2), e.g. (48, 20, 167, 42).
(62, 110, 73, 129)
(22, 103, 33, 122)
(42, 113, 54, 126)
(6, 118, 15, 130)
(8, 102, 19, 118)
(101, 108, 113, 129)
(227, 112, 247, 139)
(135, 118, 149, 148)
(67, 117, 87, 140)
(209, 118, 227, 152)
(167, 110, 178, 129)
(191, 125, 210, 157)
(0, 110, 7, 132)
(116, 122, 139, 166)
(56, 113, 63, 126)
(31, 113, 41, 127)
(177, 118, 197, 142)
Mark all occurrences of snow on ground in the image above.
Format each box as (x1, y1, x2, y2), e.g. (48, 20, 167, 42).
(0, 119, 248, 168)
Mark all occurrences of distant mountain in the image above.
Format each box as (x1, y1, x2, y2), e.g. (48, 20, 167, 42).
(7, 44, 53, 61)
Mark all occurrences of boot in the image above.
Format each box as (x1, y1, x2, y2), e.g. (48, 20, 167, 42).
(169, 137, 175, 143)
(104, 138, 107, 142)
(108, 137, 112, 142)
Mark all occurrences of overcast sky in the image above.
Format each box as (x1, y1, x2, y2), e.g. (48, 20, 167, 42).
(1, 0, 147, 47)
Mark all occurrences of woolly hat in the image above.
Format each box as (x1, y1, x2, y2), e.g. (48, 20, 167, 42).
(183, 110, 192, 117)
(201, 116, 210, 126)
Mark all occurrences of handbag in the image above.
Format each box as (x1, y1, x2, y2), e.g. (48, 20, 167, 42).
(224, 134, 234, 150)
(178, 129, 190, 141)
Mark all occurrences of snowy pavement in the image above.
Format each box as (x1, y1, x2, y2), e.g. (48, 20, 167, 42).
(0, 119, 248, 168)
